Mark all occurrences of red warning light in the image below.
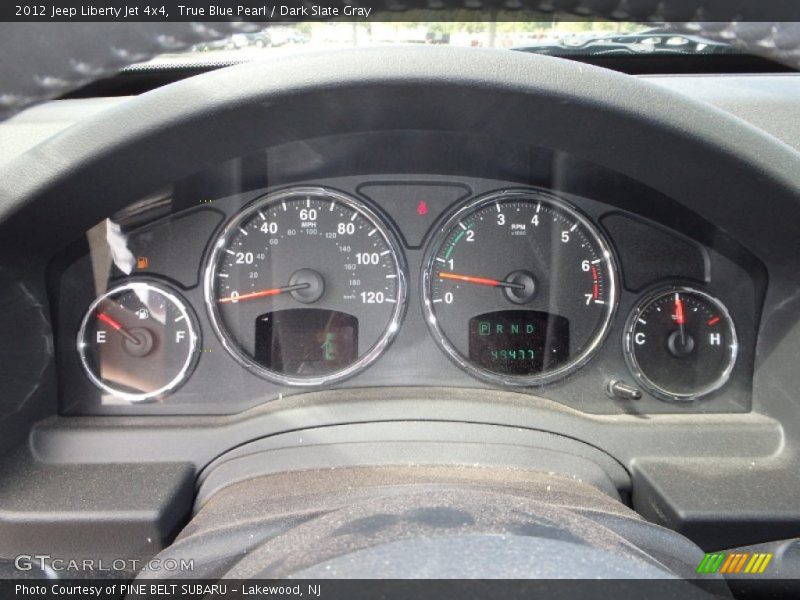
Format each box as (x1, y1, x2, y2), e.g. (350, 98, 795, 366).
(416, 200, 429, 216)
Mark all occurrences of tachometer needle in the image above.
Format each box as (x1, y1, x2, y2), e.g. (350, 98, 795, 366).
(439, 271, 525, 290)
(96, 312, 141, 346)
(218, 283, 310, 304)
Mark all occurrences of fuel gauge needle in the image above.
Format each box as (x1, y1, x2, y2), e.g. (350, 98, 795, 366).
(96, 312, 141, 346)
(439, 272, 525, 290)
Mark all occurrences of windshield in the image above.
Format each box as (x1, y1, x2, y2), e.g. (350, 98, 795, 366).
(140, 21, 736, 67)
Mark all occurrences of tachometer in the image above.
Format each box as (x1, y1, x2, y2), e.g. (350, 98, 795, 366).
(422, 190, 617, 386)
(204, 187, 406, 386)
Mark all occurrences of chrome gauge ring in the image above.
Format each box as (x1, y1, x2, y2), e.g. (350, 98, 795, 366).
(422, 189, 618, 387)
(204, 186, 407, 387)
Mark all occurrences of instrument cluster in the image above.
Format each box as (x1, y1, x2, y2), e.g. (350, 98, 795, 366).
(56, 176, 758, 415)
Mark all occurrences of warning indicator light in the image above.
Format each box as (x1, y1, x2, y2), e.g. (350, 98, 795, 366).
(416, 201, 429, 216)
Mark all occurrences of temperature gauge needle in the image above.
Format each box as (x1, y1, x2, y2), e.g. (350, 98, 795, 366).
(674, 293, 686, 344)
(439, 272, 526, 290)
(218, 282, 310, 304)
(96, 312, 141, 346)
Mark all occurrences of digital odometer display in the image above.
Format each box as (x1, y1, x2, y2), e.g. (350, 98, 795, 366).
(423, 190, 617, 385)
(468, 311, 570, 375)
(205, 187, 406, 386)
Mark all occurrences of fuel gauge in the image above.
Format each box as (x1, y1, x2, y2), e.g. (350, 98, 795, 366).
(77, 280, 200, 402)
(624, 287, 737, 402)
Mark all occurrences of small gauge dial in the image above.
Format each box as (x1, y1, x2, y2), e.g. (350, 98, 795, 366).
(204, 186, 407, 386)
(624, 287, 737, 401)
(422, 189, 617, 386)
(77, 281, 200, 401)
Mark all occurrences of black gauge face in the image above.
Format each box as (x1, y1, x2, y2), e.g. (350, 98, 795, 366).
(624, 287, 737, 401)
(77, 281, 200, 401)
(422, 190, 617, 385)
(205, 187, 406, 386)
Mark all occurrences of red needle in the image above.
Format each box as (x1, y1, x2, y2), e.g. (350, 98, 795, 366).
(97, 312, 124, 330)
(439, 272, 525, 290)
(674, 293, 686, 325)
(674, 292, 687, 346)
(440, 272, 501, 287)
(96, 312, 141, 345)
(218, 282, 309, 304)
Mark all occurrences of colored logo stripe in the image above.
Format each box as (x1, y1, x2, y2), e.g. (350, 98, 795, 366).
(697, 553, 726, 574)
(697, 552, 773, 575)
(720, 553, 749, 574)
(744, 553, 773, 574)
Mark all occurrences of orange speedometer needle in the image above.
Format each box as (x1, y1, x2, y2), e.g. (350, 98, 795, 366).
(96, 312, 141, 346)
(439, 272, 525, 290)
(218, 282, 310, 304)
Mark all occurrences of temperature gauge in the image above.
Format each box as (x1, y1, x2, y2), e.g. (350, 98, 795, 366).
(77, 280, 200, 402)
(623, 287, 737, 402)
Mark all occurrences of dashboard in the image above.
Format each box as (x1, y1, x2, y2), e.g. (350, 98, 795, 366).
(53, 133, 761, 415)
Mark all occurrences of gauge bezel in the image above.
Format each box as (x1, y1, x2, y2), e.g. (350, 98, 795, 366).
(623, 285, 738, 402)
(76, 279, 201, 402)
(203, 186, 408, 387)
(421, 188, 619, 387)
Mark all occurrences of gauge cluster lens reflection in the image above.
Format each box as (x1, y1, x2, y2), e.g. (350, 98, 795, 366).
(254, 309, 358, 374)
(205, 187, 407, 386)
(422, 190, 618, 386)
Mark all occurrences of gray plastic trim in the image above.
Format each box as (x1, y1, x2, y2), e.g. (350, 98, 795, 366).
(193, 421, 631, 510)
(0, 452, 194, 560)
(30, 387, 782, 468)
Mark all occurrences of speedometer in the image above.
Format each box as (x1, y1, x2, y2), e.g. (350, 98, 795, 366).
(204, 187, 406, 386)
(422, 190, 617, 386)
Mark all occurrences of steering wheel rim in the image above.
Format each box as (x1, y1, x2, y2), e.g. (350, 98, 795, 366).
(0, 45, 799, 269)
